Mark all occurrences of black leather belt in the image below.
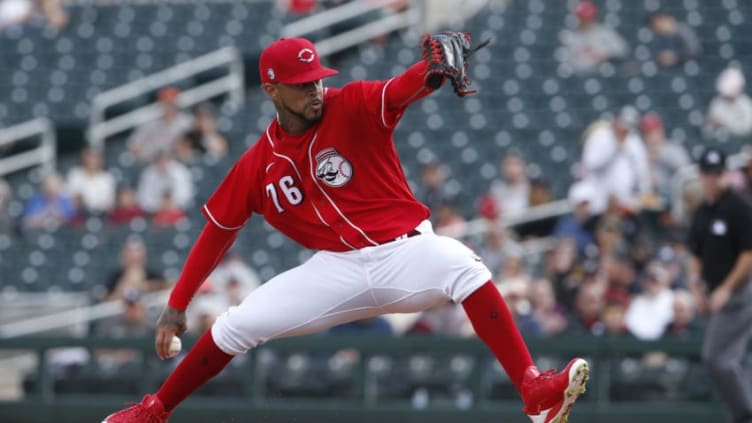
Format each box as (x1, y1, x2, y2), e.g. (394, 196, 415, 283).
(389, 229, 421, 243)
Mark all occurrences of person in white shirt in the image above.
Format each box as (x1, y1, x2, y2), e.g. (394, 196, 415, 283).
(705, 67, 752, 139)
(488, 151, 530, 218)
(208, 251, 262, 306)
(128, 87, 193, 163)
(624, 262, 675, 340)
(580, 106, 653, 215)
(639, 113, 691, 202)
(66, 148, 116, 214)
(136, 152, 194, 213)
(558, 1, 629, 75)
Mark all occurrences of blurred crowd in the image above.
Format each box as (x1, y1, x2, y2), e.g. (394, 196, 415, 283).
(410, 93, 752, 343)
(1, 86, 228, 236)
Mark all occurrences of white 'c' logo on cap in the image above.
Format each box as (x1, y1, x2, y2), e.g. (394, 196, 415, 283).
(267, 68, 275, 80)
(297, 48, 315, 63)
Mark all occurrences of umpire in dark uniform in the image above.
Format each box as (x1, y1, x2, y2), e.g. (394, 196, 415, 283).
(688, 147, 752, 423)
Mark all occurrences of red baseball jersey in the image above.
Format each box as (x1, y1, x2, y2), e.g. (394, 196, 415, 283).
(203, 79, 430, 252)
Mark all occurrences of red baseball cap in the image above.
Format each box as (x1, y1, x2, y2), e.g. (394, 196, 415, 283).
(259, 38, 338, 84)
(640, 113, 663, 132)
(575, 1, 597, 21)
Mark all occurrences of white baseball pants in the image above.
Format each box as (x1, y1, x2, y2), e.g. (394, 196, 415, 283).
(211, 222, 491, 355)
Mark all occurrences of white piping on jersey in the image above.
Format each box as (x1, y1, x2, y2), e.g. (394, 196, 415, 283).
(381, 78, 394, 128)
(339, 236, 356, 250)
(265, 125, 275, 148)
(265, 127, 332, 230)
(308, 133, 379, 247)
(381, 77, 430, 127)
(203, 204, 244, 230)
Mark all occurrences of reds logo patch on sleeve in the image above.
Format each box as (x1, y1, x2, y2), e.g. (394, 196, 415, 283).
(315, 148, 352, 187)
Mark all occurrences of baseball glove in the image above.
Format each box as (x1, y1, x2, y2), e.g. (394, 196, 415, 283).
(421, 31, 491, 97)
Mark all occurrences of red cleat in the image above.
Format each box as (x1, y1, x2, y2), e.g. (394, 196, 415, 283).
(521, 358, 589, 423)
(101, 394, 170, 423)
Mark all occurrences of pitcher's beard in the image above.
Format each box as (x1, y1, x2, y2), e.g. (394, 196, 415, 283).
(279, 99, 322, 129)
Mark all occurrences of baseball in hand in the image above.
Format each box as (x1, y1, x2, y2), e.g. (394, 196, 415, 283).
(167, 336, 182, 358)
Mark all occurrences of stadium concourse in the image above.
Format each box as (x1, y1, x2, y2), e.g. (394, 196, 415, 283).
(0, 0, 750, 422)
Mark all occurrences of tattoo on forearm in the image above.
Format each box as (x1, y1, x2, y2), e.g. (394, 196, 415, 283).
(158, 307, 186, 330)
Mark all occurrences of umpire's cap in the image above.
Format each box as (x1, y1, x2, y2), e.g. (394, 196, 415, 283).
(698, 147, 727, 174)
(260, 38, 338, 84)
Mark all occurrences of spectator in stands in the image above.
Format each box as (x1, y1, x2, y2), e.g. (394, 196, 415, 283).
(553, 181, 597, 256)
(705, 66, 752, 139)
(433, 198, 467, 240)
(96, 290, 153, 339)
(558, 0, 628, 75)
(544, 237, 583, 309)
(602, 255, 636, 308)
(600, 301, 629, 337)
(639, 113, 691, 203)
(670, 175, 703, 228)
(128, 87, 192, 163)
(414, 160, 455, 217)
(594, 214, 628, 262)
(476, 225, 523, 282)
(94, 290, 153, 367)
(22, 172, 77, 229)
(515, 177, 558, 239)
(208, 251, 262, 306)
(496, 251, 531, 288)
(565, 283, 605, 336)
(0, 0, 32, 29)
(580, 106, 654, 216)
(499, 279, 542, 338)
(186, 295, 222, 337)
(276, 0, 318, 18)
(66, 148, 115, 215)
(175, 103, 229, 163)
(38, 0, 68, 30)
(624, 262, 674, 340)
(105, 236, 167, 302)
(646, 9, 701, 68)
(108, 185, 146, 225)
(487, 150, 530, 218)
(529, 278, 568, 337)
(151, 192, 187, 228)
(136, 152, 194, 214)
(0, 178, 12, 234)
(664, 289, 704, 339)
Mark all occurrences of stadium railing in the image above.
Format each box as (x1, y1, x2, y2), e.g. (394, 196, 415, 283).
(0, 117, 56, 177)
(87, 46, 244, 150)
(281, 0, 422, 58)
(0, 334, 725, 423)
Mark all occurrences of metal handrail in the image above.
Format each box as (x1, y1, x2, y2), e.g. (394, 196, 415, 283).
(0, 118, 56, 177)
(315, 8, 421, 57)
(280, 0, 421, 58)
(87, 46, 244, 150)
(0, 290, 170, 339)
(281, 0, 403, 38)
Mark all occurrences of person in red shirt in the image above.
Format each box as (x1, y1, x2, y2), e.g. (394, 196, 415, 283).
(103, 36, 589, 423)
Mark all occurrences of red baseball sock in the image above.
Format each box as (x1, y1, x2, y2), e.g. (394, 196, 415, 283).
(156, 330, 233, 411)
(462, 281, 534, 390)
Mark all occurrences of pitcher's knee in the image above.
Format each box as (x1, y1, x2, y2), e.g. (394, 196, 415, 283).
(211, 312, 267, 355)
